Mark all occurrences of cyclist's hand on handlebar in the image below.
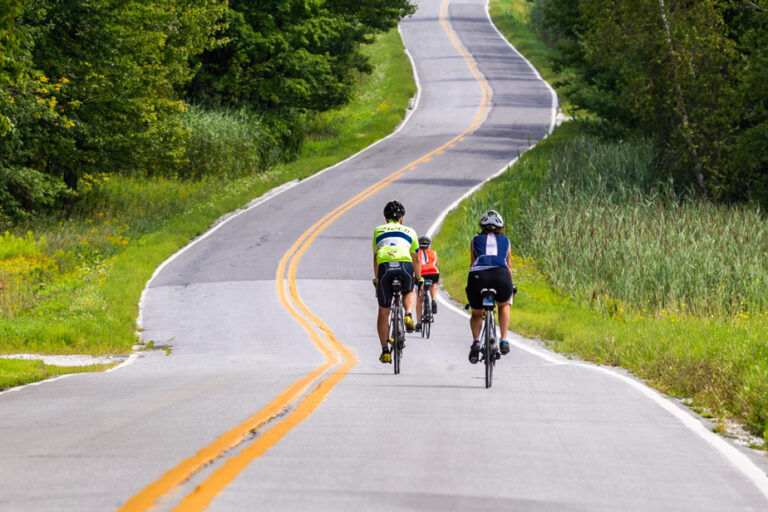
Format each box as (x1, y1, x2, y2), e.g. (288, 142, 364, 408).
(372, 277, 378, 288)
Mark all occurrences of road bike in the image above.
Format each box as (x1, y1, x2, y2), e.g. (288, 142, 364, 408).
(419, 279, 434, 339)
(388, 278, 406, 375)
(479, 288, 499, 388)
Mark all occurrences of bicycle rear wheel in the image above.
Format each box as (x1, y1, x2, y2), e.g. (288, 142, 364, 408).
(484, 312, 495, 388)
(393, 306, 402, 375)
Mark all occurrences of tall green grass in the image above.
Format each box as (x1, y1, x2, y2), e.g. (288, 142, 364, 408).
(507, 135, 768, 319)
(0, 28, 415, 387)
(180, 107, 282, 180)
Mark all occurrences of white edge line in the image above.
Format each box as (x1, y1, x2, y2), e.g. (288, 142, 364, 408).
(585, 363, 768, 498)
(106, 353, 139, 372)
(427, 1, 768, 499)
(0, 373, 79, 397)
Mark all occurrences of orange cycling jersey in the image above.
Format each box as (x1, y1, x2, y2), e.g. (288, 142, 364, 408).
(419, 248, 439, 275)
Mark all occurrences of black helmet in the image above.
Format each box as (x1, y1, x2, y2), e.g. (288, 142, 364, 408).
(383, 200, 405, 221)
(418, 236, 431, 248)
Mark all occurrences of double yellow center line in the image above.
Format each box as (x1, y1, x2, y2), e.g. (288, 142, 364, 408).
(118, 1, 491, 509)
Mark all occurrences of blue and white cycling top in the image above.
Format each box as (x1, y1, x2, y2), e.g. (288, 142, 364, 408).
(470, 233, 510, 271)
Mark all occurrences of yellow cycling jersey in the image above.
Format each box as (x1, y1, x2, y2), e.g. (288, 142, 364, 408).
(373, 221, 419, 263)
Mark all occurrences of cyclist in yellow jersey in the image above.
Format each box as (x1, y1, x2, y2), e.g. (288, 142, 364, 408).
(372, 200, 421, 363)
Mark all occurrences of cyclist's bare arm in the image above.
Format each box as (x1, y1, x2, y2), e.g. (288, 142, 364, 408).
(411, 251, 421, 281)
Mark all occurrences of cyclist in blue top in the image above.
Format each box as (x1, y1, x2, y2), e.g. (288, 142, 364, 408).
(466, 210, 516, 364)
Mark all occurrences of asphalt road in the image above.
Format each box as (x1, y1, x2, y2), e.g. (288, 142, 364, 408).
(2, 1, 768, 511)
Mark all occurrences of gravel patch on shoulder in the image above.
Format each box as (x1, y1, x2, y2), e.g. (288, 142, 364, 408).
(0, 354, 127, 367)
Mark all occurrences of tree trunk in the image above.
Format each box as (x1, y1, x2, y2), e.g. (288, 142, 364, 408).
(657, 0, 708, 197)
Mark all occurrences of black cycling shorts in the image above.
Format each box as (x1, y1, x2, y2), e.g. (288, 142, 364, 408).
(466, 267, 513, 310)
(421, 273, 439, 285)
(376, 261, 414, 308)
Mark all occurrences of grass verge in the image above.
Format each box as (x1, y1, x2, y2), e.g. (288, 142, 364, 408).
(0, 358, 114, 390)
(0, 28, 416, 388)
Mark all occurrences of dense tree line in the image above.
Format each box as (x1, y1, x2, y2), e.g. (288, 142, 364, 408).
(531, 0, 768, 205)
(0, 0, 415, 225)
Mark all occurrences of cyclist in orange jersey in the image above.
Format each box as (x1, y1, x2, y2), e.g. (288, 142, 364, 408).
(415, 236, 439, 332)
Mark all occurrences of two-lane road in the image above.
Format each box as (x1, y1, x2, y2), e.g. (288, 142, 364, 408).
(2, 1, 767, 510)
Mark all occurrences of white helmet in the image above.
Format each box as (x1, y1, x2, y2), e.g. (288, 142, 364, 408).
(479, 209, 503, 228)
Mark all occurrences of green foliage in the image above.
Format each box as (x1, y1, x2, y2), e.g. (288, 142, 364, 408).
(24, 0, 225, 185)
(726, 0, 768, 203)
(1, 1, 78, 220)
(187, 0, 415, 114)
(0, 231, 47, 260)
(529, 0, 768, 203)
(0, 166, 73, 227)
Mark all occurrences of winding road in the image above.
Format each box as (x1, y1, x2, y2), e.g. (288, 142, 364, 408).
(2, 1, 768, 510)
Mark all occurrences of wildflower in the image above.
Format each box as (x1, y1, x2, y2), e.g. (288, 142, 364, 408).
(39, 76, 49, 83)
(59, 77, 69, 84)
